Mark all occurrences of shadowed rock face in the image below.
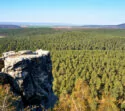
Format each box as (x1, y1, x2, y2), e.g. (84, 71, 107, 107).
(0, 49, 57, 109)
(0, 58, 4, 71)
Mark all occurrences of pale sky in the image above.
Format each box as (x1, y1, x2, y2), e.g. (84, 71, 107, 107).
(0, 0, 125, 25)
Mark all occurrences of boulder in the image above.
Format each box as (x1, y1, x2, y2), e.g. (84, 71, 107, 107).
(0, 49, 57, 109)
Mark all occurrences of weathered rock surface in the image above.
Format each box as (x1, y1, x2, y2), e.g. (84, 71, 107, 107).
(0, 49, 57, 109)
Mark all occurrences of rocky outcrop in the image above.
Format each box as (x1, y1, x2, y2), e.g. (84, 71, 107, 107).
(0, 49, 57, 109)
(0, 58, 4, 71)
(0, 25, 21, 29)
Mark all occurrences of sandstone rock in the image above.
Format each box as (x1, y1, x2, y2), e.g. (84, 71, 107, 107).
(18, 50, 32, 55)
(36, 49, 49, 55)
(0, 49, 57, 109)
(2, 51, 16, 58)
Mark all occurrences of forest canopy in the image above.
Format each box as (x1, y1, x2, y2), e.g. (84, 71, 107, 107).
(0, 28, 125, 110)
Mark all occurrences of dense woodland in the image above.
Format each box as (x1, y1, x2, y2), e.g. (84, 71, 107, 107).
(0, 28, 125, 110)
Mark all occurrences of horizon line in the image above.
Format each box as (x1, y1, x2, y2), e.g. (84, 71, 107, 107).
(0, 21, 124, 26)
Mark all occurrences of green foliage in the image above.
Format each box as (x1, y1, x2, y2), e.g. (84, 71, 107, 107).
(0, 28, 125, 110)
(1, 29, 125, 54)
(0, 85, 17, 110)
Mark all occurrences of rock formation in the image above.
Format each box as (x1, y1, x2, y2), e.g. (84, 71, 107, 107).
(0, 49, 57, 110)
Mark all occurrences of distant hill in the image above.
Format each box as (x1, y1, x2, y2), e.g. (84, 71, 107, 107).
(0, 22, 72, 27)
(117, 23, 125, 28)
(81, 23, 125, 29)
(0, 22, 125, 29)
(0, 25, 21, 29)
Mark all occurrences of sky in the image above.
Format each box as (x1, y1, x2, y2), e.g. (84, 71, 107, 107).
(0, 0, 125, 25)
